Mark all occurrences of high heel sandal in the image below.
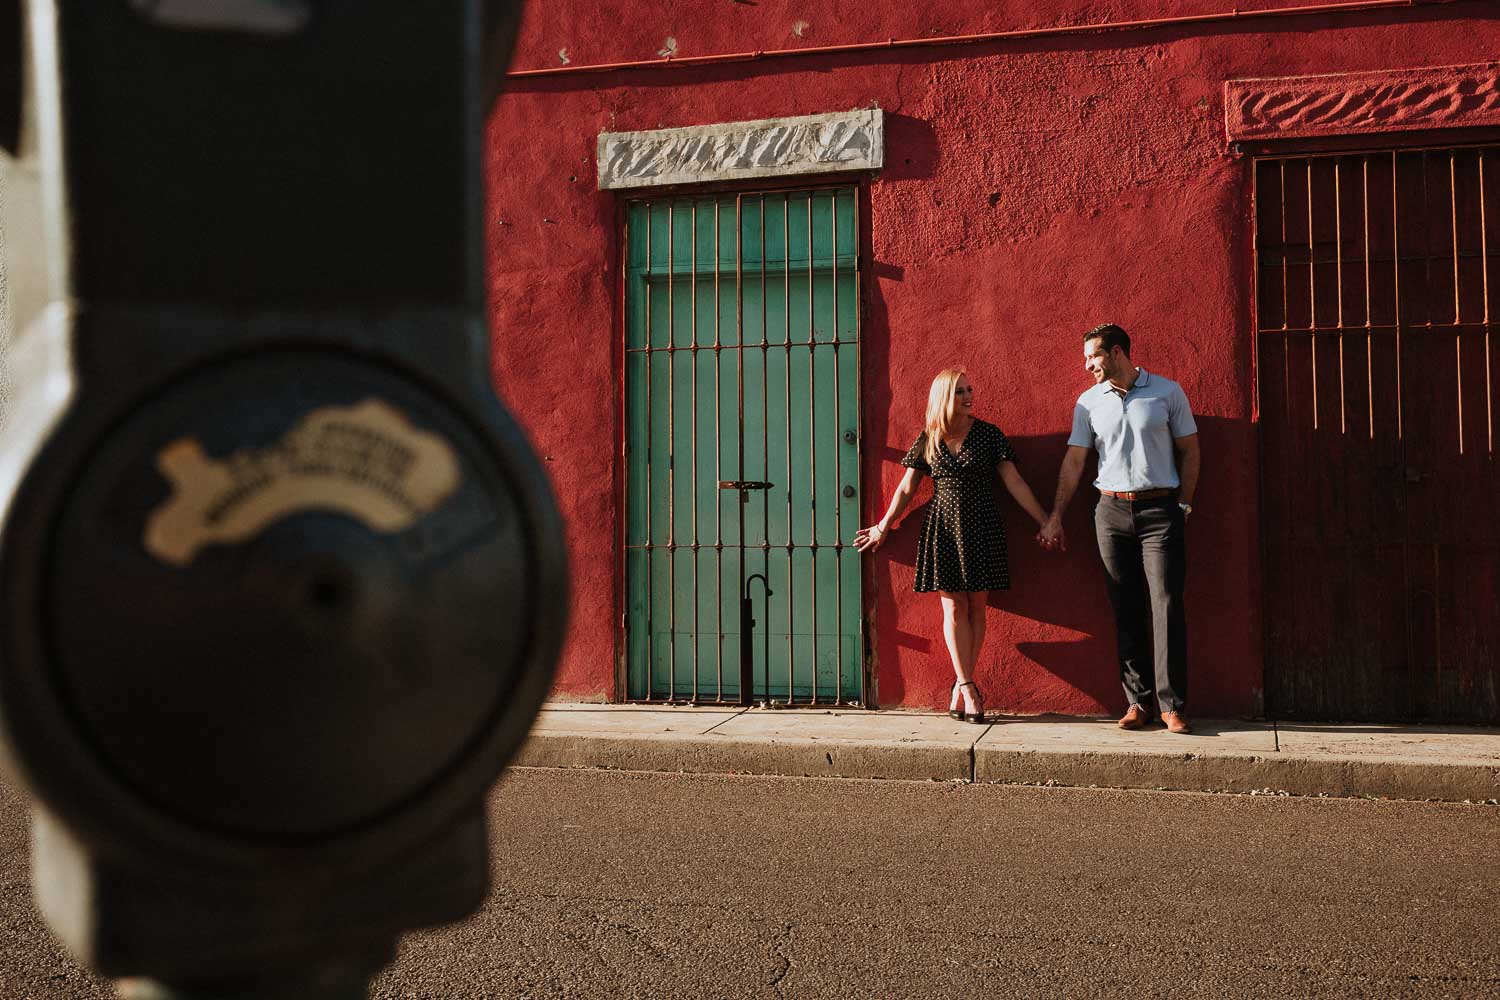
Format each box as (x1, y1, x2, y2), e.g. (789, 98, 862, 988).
(948, 682, 964, 720)
(957, 680, 986, 724)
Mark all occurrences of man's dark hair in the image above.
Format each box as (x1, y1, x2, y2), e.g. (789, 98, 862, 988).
(1086, 322, 1130, 356)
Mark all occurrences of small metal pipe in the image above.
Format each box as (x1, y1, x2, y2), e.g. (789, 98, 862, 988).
(1335, 158, 1347, 434)
(783, 192, 795, 705)
(1307, 159, 1319, 430)
(806, 193, 818, 705)
(853, 185, 866, 707)
(831, 189, 843, 702)
(1280, 161, 1293, 452)
(1280, 160, 1290, 334)
(1263, 325, 1400, 335)
(643, 202, 655, 699)
(760, 196, 772, 702)
(714, 199, 725, 696)
(1335, 159, 1345, 333)
(1451, 153, 1462, 326)
(666, 201, 677, 699)
(739, 593, 754, 706)
(735, 193, 746, 703)
(1412, 150, 1442, 385)
(742, 573, 773, 706)
(1450, 152, 1464, 455)
(1364, 156, 1376, 439)
(1252, 162, 1263, 434)
(1418, 151, 1434, 332)
(690, 199, 700, 701)
(619, 209, 630, 699)
(1393, 149, 1415, 718)
(1393, 151, 1404, 441)
(1481, 151, 1494, 454)
(506, 0, 1424, 79)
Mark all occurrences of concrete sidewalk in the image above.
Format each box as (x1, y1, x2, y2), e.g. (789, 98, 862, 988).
(516, 704, 1500, 803)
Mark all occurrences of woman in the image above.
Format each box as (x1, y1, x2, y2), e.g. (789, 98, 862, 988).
(854, 368, 1050, 722)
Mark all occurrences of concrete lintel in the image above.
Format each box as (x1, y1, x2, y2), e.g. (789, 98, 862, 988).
(1224, 61, 1500, 143)
(597, 109, 883, 191)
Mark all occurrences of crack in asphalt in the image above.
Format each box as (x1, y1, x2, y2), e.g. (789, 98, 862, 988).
(767, 919, 796, 996)
(586, 908, 671, 963)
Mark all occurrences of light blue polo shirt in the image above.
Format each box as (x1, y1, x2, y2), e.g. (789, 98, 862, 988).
(1067, 368, 1197, 491)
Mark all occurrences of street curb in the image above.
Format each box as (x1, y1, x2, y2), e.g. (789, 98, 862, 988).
(518, 731, 1500, 802)
(974, 748, 1500, 801)
(514, 732, 972, 783)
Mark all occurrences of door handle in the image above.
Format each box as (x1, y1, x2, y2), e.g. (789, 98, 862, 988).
(719, 481, 772, 504)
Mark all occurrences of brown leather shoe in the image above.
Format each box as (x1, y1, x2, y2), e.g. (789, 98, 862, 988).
(1162, 711, 1192, 734)
(1117, 704, 1150, 730)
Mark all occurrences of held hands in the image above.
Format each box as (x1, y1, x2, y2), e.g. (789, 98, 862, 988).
(1036, 515, 1066, 552)
(860, 517, 1067, 552)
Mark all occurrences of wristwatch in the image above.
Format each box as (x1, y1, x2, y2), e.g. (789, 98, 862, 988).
(1178, 502, 1193, 517)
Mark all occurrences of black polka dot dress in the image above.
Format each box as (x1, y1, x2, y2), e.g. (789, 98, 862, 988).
(901, 419, 1017, 593)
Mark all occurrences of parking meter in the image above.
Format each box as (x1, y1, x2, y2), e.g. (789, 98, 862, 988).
(0, 2, 566, 997)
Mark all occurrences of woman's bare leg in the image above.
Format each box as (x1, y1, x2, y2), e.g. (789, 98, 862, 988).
(968, 591, 990, 666)
(965, 592, 990, 715)
(940, 591, 974, 713)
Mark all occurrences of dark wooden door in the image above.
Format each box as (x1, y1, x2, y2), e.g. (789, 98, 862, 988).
(1256, 148, 1500, 722)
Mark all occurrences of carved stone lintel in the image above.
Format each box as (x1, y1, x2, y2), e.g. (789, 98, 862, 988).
(597, 109, 883, 191)
(1225, 62, 1500, 143)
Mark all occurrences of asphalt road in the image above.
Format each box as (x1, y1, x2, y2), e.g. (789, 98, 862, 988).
(2, 769, 1498, 998)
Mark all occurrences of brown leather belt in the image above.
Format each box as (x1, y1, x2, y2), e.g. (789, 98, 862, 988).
(1099, 487, 1175, 501)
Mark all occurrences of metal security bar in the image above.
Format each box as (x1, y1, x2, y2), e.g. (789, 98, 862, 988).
(1254, 145, 1500, 723)
(623, 188, 863, 705)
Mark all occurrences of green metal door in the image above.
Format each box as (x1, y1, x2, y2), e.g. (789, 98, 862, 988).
(624, 187, 862, 704)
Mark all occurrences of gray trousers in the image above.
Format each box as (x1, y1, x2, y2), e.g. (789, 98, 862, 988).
(1094, 495, 1188, 714)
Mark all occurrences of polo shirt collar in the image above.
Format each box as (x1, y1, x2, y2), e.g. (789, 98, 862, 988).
(1105, 366, 1148, 397)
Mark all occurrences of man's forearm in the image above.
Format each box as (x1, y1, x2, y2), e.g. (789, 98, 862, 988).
(1177, 442, 1200, 505)
(1051, 478, 1078, 520)
(1049, 451, 1087, 522)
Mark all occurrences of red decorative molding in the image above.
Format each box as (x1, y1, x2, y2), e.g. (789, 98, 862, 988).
(1225, 62, 1500, 142)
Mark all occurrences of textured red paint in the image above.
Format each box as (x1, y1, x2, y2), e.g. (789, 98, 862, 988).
(486, 1, 1500, 713)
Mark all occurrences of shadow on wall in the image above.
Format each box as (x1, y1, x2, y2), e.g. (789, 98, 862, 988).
(866, 416, 1252, 716)
(878, 113, 939, 182)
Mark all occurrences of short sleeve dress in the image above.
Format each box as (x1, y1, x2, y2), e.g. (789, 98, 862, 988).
(900, 419, 1018, 593)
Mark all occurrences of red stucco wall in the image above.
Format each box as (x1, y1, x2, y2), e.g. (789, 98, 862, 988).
(485, 1, 1500, 715)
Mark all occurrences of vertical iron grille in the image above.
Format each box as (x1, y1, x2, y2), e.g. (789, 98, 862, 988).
(1254, 145, 1499, 722)
(624, 188, 863, 705)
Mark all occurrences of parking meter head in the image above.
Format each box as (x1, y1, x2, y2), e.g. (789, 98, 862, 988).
(0, 0, 564, 990)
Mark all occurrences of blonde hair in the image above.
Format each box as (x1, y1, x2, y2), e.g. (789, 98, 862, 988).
(923, 368, 966, 465)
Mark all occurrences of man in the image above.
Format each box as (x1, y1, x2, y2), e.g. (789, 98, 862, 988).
(1039, 323, 1200, 734)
